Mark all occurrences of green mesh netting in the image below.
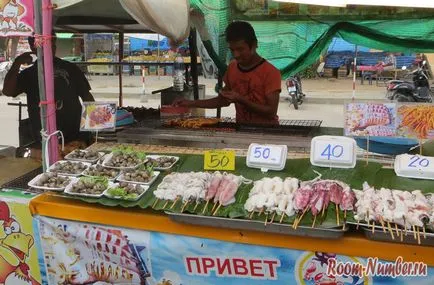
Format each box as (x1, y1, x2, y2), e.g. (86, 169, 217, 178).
(190, 0, 434, 78)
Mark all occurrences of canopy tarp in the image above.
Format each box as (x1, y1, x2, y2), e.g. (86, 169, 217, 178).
(191, 0, 434, 77)
(52, 0, 190, 45)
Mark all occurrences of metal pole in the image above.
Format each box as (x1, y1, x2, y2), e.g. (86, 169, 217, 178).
(217, 75, 223, 118)
(157, 34, 160, 79)
(34, 0, 47, 171)
(352, 45, 358, 100)
(118, 33, 124, 107)
(188, 28, 199, 100)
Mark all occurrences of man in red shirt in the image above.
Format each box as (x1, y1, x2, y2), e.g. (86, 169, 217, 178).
(174, 21, 281, 124)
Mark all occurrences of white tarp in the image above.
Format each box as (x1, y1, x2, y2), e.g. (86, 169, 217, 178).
(120, 0, 190, 47)
(53, 0, 190, 45)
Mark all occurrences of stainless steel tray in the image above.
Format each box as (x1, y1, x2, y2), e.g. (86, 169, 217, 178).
(166, 212, 347, 239)
(347, 222, 434, 247)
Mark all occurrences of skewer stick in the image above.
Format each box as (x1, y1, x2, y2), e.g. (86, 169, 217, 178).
(412, 225, 417, 240)
(152, 199, 159, 208)
(400, 229, 404, 242)
(295, 207, 309, 229)
(423, 226, 426, 239)
(193, 201, 200, 211)
(371, 221, 375, 234)
(258, 207, 264, 216)
(202, 200, 209, 214)
(212, 203, 222, 216)
(321, 205, 326, 217)
(211, 202, 218, 214)
(379, 218, 386, 233)
(394, 224, 399, 237)
(356, 220, 360, 230)
(181, 201, 189, 213)
(387, 222, 395, 240)
(170, 197, 179, 210)
(279, 213, 285, 223)
(163, 200, 169, 209)
(344, 209, 347, 219)
(249, 211, 255, 219)
(335, 204, 340, 226)
(417, 227, 421, 245)
(270, 212, 276, 224)
(312, 215, 317, 228)
(264, 213, 269, 226)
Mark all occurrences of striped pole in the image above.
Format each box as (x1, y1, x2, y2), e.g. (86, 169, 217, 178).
(352, 45, 358, 100)
(140, 65, 147, 103)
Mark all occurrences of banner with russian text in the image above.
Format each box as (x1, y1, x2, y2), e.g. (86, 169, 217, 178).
(33, 216, 434, 285)
(0, 0, 34, 37)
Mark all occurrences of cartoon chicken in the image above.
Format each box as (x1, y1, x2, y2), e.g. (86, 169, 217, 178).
(0, 0, 25, 30)
(0, 201, 40, 285)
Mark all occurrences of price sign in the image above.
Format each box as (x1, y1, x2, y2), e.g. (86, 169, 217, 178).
(394, 154, 434, 180)
(246, 144, 287, 171)
(310, 136, 356, 168)
(204, 150, 235, 171)
(80, 101, 117, 131)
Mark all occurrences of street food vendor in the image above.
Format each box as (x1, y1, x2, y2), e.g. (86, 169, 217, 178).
(174, 21, 281, 124)
(2, 34, 94, 147)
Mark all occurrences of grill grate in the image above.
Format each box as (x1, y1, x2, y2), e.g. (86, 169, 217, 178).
(1, 167, 43, 191)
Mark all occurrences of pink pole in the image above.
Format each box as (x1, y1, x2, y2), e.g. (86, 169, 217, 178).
(42, 0, 59, 164)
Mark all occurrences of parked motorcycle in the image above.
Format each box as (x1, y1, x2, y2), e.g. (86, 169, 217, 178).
(386, 61, 432, 103)
(285, 76, 305, 109)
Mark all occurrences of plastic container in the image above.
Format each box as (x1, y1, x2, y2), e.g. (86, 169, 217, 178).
(173, 54, 185, 91)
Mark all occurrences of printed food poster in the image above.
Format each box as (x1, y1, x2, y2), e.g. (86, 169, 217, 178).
(0, 194, 42, 285)
(0, 0, 34, 37)
(33, 216, 150, 285)
(80, 102, 117, 131)
(345, 103, 397, 137)
(34, 216, 434, 285)
(397, 103, 434, 140)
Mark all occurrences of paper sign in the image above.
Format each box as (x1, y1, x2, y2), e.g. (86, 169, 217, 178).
(0, 0, 34, 37)
(246, 144, 287, 171)
(397, 103, 434, 140)
(394, 154, 434, 180)
(310, 136, 357, 168)
(80, 102, 117, 131)
(344, 103, 397, 137)
(204, 150, 235, 171)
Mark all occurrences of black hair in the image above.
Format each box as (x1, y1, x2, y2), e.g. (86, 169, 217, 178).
(225, 21, 257, 47)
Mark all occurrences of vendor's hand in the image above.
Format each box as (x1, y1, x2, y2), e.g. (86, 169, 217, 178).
(172, 98, 193, 107)
(14, 52, 34, 66)
(220, 90, 241, 103)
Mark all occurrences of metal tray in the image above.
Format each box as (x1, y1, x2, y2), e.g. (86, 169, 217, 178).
(166, 212, 347, 239)
(348, 221, 434, 247)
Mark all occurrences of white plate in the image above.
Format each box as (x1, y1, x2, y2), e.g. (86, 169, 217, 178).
(82, 165, 120, 181)
(48, 160, 91, 177)
(116, 171, 160, 186)
(146, 155, 179, 170)
(103, 182, 149, 201)
(27, 173, 72, 191)
(64, 150, 104, 164)
(101, 153, 146, 170)
(64, 177, 106, 198)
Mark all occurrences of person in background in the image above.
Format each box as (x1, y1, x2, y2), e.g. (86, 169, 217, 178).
(174, 21, 281, 125)
(2, 34, 94, 149)
(382, 52, 396, 71)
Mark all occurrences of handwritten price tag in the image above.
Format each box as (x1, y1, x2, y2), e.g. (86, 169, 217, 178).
(204, 150, 235, 171)
(246, 144, 287, 171)
(394, 154, 434, 180)
(310, 136, 356, 168)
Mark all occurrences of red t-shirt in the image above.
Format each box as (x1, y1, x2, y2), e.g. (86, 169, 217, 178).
(223, 59, 281, 124)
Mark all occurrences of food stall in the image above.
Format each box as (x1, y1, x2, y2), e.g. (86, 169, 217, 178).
(2, 1, 434, 285)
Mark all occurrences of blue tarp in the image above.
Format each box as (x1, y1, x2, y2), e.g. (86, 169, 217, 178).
(328, 37, 370, 52)
(129, 37, 170, 52)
